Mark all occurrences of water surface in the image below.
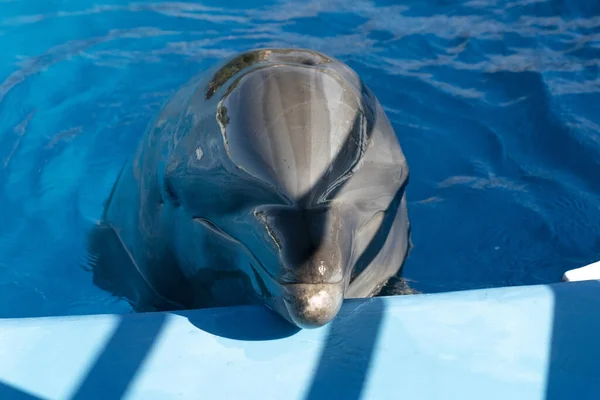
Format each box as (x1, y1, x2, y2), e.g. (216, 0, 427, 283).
(1, 0, 599, 318)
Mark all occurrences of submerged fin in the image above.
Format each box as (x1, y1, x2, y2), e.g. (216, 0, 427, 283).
(376, 275, 421, 296)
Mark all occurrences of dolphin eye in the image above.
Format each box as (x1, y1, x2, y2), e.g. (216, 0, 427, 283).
(164, 177, 180, 207)
(300, 58, 316, 66)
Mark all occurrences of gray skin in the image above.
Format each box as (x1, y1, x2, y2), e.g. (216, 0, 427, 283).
(93, 48, 412, 329)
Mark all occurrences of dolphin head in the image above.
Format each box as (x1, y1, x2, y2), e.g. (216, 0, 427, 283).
(163, 50, 405, 328)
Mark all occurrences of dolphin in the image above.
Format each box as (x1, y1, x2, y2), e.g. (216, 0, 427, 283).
(90, 48, 412, 329)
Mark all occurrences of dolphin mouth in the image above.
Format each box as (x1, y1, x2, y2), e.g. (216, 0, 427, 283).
(280, 282, 344, 329)
(192, 217, 346, 328)
(192, 217, 279, 282)
(193, 216, 346, 285)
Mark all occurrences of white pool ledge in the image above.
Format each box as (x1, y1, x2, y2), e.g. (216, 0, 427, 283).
(563, 260, 600, 282)
(0, 280, 599, 400)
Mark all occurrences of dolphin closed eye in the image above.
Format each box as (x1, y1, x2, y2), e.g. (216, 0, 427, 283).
(92, 48, 412, 329)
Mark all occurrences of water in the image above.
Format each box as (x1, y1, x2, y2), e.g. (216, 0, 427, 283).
(0, 0, 599, 318)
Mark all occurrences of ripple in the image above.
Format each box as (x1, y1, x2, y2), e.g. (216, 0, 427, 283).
(0, 2, 249, 27)
(2, 109, 35, 169)
(0, 27, 180, 102)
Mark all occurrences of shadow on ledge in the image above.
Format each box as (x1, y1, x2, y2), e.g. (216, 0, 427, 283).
(70, 313, 167, 400)
(172, 306, 301, 341)
(0, 382, 44, 400)
(545, 279, 600, 400)
(305, 297, 386, 400)
(0, 313, 168, 400)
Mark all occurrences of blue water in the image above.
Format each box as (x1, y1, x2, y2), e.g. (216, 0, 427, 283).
(0, 0, 599, 318)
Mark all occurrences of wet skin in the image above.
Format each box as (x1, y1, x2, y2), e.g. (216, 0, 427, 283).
(94, 48, 411, 329)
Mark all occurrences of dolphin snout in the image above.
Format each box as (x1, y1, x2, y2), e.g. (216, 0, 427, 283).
(255, 205, 348, 285)
(282, 283, 344, 328)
